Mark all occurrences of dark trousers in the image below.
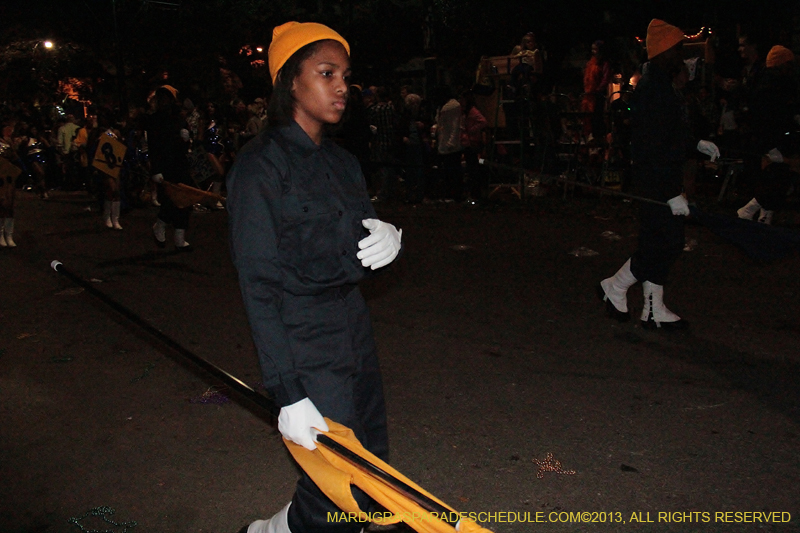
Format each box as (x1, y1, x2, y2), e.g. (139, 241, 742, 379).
(156, 183, 191, 230)
(372, 164, 398, 202)
(440, 151, 463, 201)
(464, 147, 487, 200)
(404, 147, 425, 204)
(754, 162, 792, 211)
(630, 202, 685, 286)
(283, 286, 389, 533)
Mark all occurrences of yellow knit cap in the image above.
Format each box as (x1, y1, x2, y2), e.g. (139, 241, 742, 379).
(766, 45, 795, 68)
(646, 19, 685, 59)
(268, 22, 350, 83)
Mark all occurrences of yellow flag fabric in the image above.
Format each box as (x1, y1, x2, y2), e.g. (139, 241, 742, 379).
(285, 420, 495, 533)
(92, 134, 127, 179)
(161, 181, 225, 209)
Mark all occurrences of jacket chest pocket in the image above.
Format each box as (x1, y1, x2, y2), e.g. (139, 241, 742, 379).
(280, 195, 341, 280)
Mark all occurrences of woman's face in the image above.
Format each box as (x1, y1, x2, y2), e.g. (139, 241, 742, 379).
(291, 40, 351, 132)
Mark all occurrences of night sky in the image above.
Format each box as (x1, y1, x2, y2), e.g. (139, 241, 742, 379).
(1, 0, 798, 104)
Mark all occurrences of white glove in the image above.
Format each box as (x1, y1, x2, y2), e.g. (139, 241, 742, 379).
(277, 397, 328, 451)
(151, 173, 164, 183)
(767, 148, 784, 163)
(357, 219, 402, 270)
(667, 194, 690, 216)
(696, 140, 720, 162)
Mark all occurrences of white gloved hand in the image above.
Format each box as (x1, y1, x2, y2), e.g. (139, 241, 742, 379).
(767, 148, 784, 163)
(696, 140, 720, 162)
(151, 173, 164, 183)
(667, 194, 690, 216)
(357, 219, 402, 270)
(278, 397, 328, 451)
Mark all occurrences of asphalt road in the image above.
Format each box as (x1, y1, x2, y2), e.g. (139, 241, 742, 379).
(1, 188, 799, 533)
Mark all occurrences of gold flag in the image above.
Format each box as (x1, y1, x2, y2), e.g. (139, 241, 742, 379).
(92, 134, 127, 179)
(161, 181, 225, 209)
(287, 420, 495, 533)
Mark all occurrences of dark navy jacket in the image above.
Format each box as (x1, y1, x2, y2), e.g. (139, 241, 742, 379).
(227, 120, 378, 407)
(630, 63, 693, 202)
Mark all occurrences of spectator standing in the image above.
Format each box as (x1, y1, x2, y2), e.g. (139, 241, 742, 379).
(367, 86, 398, 202)
(400, 92, 426, 204)
(582, 40, 612, 140)
(434, 86, 464, 202)
(57, 114, 80, 187)
(73, 114, 97, 194)
(511, 32, 544, 76)
(460, 90, 488, 203)
(337, 84, 372, 177)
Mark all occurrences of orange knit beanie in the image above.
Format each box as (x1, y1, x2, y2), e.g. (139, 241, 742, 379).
(766, 45, 795, 68)
(646, 19, 685, 60)
(268, 22, 350, 83)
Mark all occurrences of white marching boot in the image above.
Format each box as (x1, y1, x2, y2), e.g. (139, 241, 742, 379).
(243, 502, 292, 533)
(0, 225, 6, 247)
(111, 201, 123, 230)
(211, 181, 225, 209)
(103, 200, 113, 228)
(758, 209, 774, 225)
(3, 218, 16, 247)
(737, 198, 761, 220)
(598, 258, 637, 322)
(174, 228, 192, 251)
(641, 281, 687, 330)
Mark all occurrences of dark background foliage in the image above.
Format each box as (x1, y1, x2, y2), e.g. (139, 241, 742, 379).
(1, 0, 799, 106)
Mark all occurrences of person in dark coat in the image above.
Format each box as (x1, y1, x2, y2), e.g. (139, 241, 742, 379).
(598, 19, 720, 330)
(736, 45, 798, 225)
(227, 21, 403, 533)
(146, 85, 194, 250)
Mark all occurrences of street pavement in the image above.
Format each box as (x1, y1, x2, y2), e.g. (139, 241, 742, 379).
(1, 189, 799, 533)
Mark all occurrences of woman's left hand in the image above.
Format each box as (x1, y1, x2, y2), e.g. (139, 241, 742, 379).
(357, 219, 402, 270)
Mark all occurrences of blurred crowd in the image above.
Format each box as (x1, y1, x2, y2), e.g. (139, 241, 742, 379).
(2, 23, 799, 250)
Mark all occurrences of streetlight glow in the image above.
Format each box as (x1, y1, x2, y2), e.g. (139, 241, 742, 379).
(43, 41, 54, 49)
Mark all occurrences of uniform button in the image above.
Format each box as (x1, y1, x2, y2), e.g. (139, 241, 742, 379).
(303, 206, 308, 212)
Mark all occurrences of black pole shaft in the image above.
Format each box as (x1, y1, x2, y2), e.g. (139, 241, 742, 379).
(51, 260, 273, 413)
(50, 260, 460, 527)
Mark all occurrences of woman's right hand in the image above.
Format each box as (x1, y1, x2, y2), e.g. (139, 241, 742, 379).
(278, 397, 329, 450)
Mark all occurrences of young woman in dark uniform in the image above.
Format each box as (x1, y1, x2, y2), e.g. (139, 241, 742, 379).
(227, 22, 403, 533)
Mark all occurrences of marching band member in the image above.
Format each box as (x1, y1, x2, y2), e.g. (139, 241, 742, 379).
(227, 21, 402, 533)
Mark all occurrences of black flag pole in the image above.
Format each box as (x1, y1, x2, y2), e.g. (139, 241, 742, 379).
(50, 260, 458, 524)
(50, 260, 273, 413)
